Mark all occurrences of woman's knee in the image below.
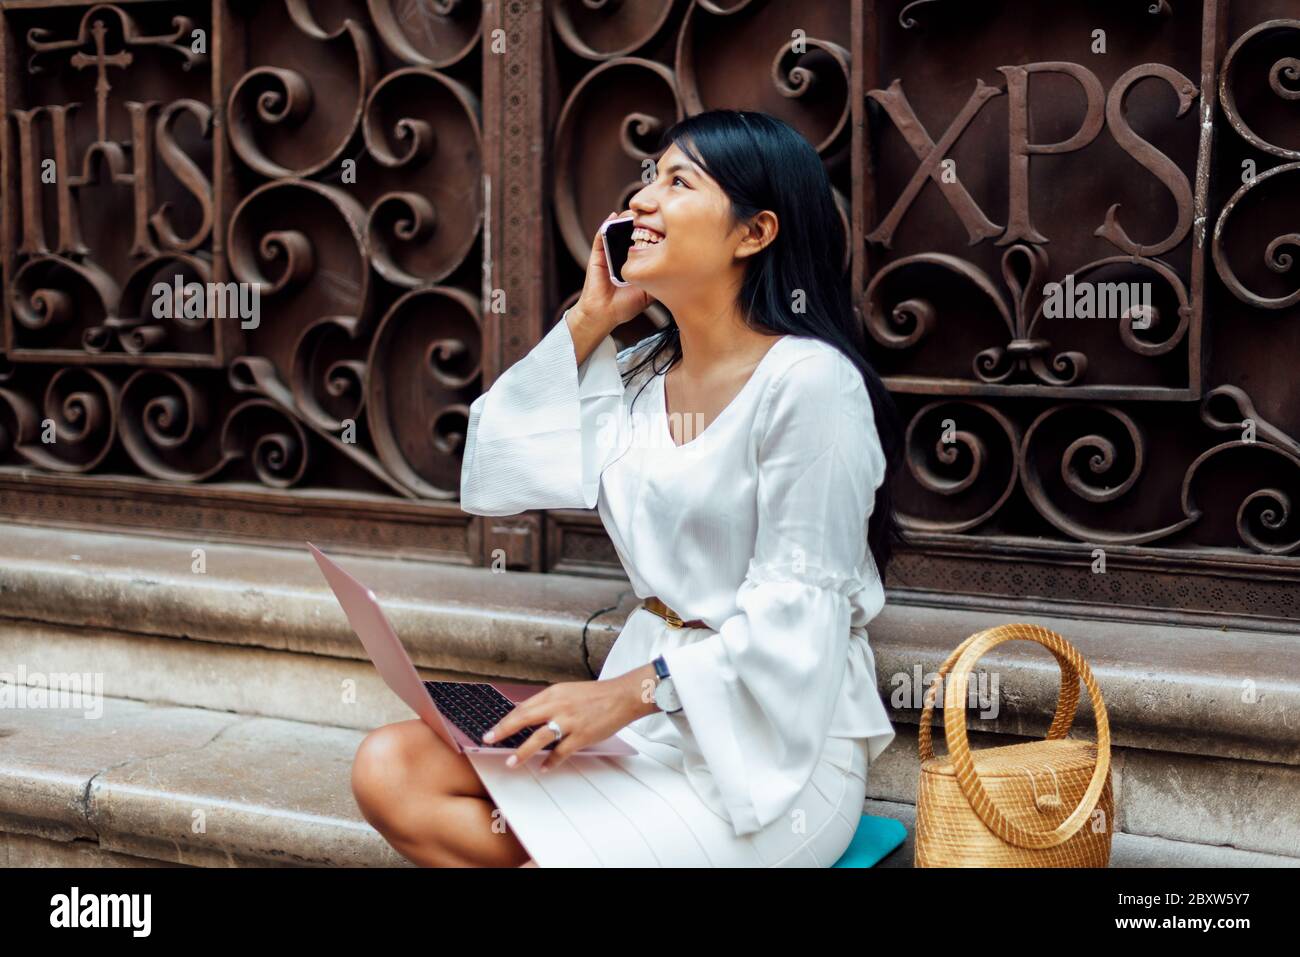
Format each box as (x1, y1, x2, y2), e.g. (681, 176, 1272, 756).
(351, 719, 480, 817)
(351, 721, 426, 815)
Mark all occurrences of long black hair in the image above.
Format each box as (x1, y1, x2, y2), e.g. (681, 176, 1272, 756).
(620, 108, 906, 577)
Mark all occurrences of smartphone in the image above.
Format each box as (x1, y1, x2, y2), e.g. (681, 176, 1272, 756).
(600, 215, 636, 287)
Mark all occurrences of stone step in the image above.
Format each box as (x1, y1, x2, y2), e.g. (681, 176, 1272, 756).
(1, 685, 1294, 868)
(0, 690, 405, 867)
(2, 523, 1297, 766)
(0, 523, 631, 685)
(2, 522, 1298, 865)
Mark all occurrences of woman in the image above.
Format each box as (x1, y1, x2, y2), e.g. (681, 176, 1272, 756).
(350, 109, 903, 867)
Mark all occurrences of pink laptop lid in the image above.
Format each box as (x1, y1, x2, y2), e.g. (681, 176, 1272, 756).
(307, 542, 462, 749)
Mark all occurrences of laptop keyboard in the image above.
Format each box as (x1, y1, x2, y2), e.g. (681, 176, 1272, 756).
(423, 681, 557, 750)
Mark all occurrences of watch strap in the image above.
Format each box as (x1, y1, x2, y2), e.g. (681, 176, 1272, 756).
(653, 654, 671, 680)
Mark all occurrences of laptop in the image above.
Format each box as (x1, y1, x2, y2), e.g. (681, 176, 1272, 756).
(306, 542, 637, 757)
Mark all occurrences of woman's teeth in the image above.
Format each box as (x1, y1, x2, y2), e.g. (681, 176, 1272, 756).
(632, 227, 664, 248)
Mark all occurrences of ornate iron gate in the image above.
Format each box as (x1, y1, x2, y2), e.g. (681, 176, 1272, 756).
(1, 0, 1297, 629)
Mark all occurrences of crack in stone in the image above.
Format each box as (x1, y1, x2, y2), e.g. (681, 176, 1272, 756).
(581, 586, 637, 679)
(77, 713, 254, 846)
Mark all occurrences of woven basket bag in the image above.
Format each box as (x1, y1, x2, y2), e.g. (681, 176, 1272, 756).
(915, 623, 1114, 867)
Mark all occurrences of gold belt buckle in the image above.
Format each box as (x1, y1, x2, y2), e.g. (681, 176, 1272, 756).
(645, 596, 684, 628)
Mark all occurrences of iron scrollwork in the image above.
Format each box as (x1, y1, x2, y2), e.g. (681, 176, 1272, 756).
(2, 0, 1300, 571)
(2, 0, 485, 499)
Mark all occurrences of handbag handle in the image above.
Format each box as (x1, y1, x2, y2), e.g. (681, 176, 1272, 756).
(919, 627, 1081, 763)
(917, 623, 1112, 850)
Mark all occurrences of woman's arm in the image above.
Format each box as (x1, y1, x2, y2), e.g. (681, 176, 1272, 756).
(564, 303, 613, 368)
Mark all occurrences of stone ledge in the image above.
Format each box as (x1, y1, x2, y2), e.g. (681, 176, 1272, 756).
(3, 521, 1299, 865)
(0, 619, 521, 733)
(1, 830, 190, 867)
(0, 522, 633, 682)
(2, 686, 1293, 868)
(9, 615, 1297, 860)
(850, 601, 1300, 768)
(2, 522, 1297, 771)
(0, 691, 407, 867)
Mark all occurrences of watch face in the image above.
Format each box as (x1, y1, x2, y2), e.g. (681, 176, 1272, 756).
(654, 677, 681, 713)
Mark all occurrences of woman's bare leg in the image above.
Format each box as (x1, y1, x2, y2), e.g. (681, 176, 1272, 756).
(351, 718, 534, 867)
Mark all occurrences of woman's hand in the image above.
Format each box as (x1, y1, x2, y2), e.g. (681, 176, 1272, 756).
(570, 209, 654, 335)
(480, 664, 659, 772)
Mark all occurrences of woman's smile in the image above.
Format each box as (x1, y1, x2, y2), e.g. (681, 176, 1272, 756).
(630, 225, 665, 251)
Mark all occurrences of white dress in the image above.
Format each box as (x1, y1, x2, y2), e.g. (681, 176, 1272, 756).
(458, 308, 898, 866)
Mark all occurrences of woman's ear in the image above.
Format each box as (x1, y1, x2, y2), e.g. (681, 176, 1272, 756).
(735, 210, 779, 260)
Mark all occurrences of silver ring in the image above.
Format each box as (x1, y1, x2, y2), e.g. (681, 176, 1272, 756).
(546, 719, 564, 742)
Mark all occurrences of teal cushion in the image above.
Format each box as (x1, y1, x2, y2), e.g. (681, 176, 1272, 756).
(832, 814, 907, 868)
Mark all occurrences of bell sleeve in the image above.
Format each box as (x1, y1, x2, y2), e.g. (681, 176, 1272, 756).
(459, 308, 643, 516)
(659, 349, 887, 837)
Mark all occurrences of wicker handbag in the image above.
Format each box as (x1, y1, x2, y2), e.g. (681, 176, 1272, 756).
(915, 623, 1114, 867)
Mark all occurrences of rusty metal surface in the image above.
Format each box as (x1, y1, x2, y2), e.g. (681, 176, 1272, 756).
(0, 0, 1296, 614)
(856, 0, 1300, 558)
(0, 0, 487, 505)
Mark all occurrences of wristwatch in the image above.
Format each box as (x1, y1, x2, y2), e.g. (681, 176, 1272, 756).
(652, 654, 683, 714)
